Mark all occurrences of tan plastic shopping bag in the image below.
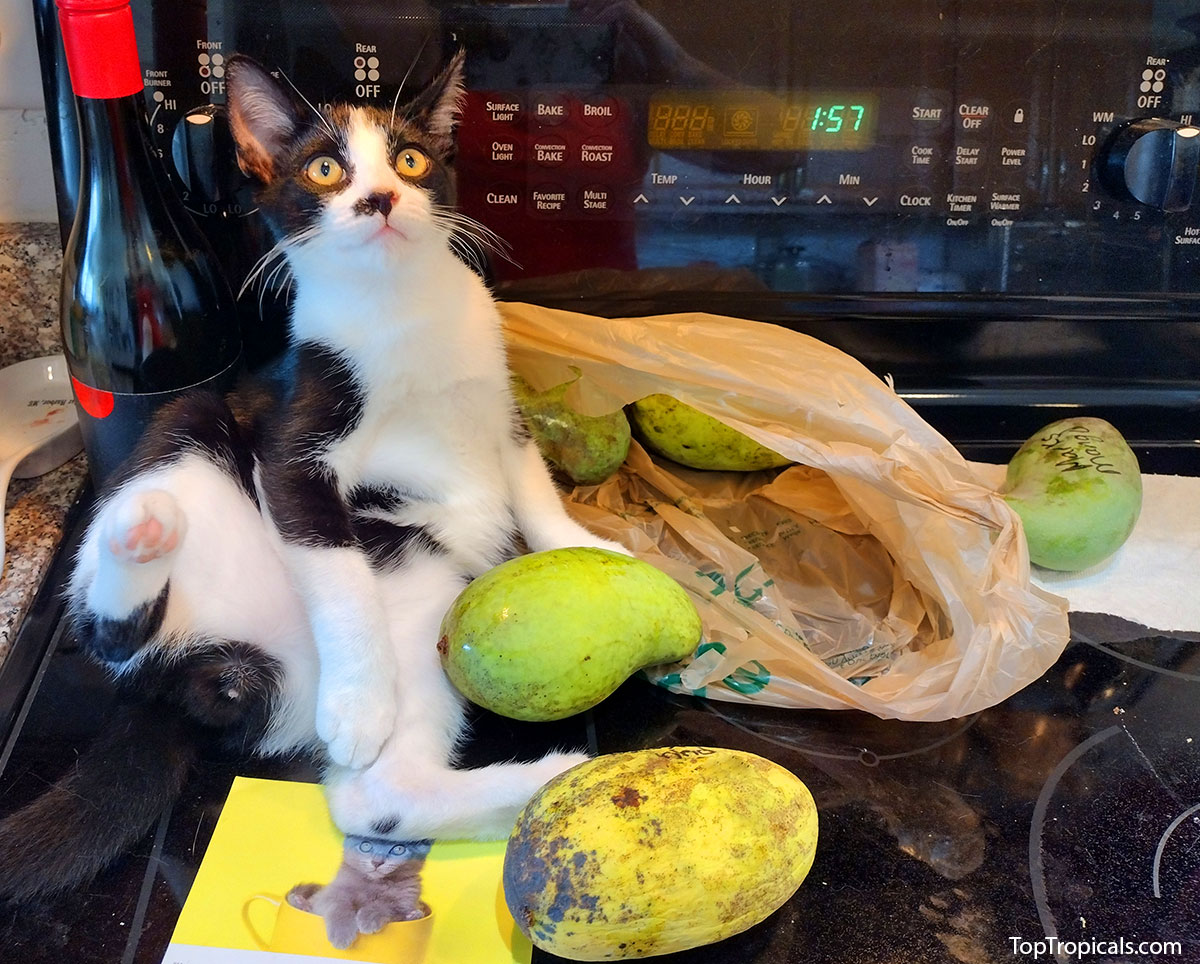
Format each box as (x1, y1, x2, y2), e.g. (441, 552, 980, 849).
(500, 302, 1070, 722)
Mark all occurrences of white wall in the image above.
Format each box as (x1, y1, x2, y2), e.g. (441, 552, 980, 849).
(0, 0, 57, 222)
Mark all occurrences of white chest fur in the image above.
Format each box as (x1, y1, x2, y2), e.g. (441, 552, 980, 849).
(291, 248, 518, 573)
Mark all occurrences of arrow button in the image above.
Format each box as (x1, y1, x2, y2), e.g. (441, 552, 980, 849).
(817, 194, 833, 204)
(770, 196, 787, 206)
(724, 193, 741, 204)
(633, 193, 649, 204)
(863, 196, 879, 207)
(680, 196, 695, 206)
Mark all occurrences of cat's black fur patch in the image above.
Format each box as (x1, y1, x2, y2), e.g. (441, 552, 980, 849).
(260, 342, 366, 548)
(74, 585, 169, 663)
(129, 641, 284, 752)
(348, 484, 409, 514)
(106, 390, 259, 502)
(371, 816, 400, 837)
(352, 517, 441, 572)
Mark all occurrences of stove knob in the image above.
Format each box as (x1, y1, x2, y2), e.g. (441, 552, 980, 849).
(170, 104, 247, 207)
(1100, 117, 1200, 211)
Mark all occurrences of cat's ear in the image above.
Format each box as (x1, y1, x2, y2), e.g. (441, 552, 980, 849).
(226, 55, 306, 182)
(406, 49, 466, 155)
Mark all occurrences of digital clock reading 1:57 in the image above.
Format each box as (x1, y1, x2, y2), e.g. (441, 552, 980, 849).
(647, 91, 877, 151)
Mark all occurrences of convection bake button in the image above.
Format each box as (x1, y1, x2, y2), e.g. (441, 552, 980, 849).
(532, 140, 568, 166)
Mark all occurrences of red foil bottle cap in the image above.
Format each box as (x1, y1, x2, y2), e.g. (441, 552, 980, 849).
(56, 0, 144, 99)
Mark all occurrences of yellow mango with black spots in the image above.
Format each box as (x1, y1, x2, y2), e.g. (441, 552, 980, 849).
(503, 746, 818, 960)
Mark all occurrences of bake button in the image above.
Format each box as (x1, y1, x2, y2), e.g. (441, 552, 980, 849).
(580, 184, 611, 214)
(532, 140, 567, 166)
(579, 95, 619, 127)
(530, 185, 569, 215)
(533, 94, 569, 126)
(484, 187, 522, 208)
(580, 142, 616, 166)
(489, 139, 522, 164)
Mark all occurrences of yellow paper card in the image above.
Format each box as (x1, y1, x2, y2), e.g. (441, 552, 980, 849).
(163, 776, 531, 964)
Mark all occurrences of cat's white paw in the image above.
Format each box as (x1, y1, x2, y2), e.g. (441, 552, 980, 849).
(532, 749, 591, 783)
(102, 489, 186, 565)
(317, 679, 396, 769)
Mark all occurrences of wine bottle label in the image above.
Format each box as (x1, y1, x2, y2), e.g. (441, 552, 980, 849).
(69, 357, 242, 488)
(57, 1, 144, 99)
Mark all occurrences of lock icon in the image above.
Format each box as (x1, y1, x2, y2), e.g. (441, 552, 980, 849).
(1014, 108, 1025, 123)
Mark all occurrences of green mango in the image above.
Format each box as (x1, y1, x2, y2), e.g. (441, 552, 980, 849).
(437, 547, 701, 721)
(511, 370, 631, 485)
(1002, 417, 1142, 571)
(628, 394, 792, 471)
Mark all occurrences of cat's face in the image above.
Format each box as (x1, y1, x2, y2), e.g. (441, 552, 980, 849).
(343, 836, 432, 879)
(225, 53, 465, 271)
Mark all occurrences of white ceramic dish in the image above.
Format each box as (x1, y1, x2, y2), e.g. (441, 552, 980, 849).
(1, 355, 83, 580)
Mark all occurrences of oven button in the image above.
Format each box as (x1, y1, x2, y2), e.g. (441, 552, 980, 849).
(1100, 117, 1200, 211)
(532, 140, 568, 166)
(533, 94, 569, 126)
(484, 187, 522, 208)
(579, 95, 619, 127)
(530, 185, 569, 215)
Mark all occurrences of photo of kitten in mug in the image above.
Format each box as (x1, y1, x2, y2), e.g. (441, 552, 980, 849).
(287, 836, 433, 950)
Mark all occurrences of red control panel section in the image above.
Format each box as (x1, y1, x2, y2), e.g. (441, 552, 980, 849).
(455, 89, 644, 281)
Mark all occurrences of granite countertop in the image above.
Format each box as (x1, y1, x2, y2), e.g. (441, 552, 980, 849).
(0, 223, 89, 662)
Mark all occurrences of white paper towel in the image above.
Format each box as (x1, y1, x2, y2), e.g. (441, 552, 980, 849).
(973, 463, 1200, 632)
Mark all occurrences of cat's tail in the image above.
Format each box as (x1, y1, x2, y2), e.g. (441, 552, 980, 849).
(0, 698, 198, 902)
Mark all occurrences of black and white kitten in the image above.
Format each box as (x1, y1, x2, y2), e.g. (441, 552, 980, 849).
(287, 836, 431, 949)
(0, 52, 622, 899)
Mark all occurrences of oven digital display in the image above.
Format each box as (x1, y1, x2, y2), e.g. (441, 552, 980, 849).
(648, 91, 878, 151)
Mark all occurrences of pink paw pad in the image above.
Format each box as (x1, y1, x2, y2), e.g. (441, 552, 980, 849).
(106, 492, 184, 565)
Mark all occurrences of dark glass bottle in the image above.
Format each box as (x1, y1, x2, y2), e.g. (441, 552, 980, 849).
(56, 0, 242, 487)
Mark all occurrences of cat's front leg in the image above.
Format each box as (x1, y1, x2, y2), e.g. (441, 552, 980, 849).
(264, 460, 396, 766)
(284, 546, 397, 768)
(286, 883, 321, 912)
(503, 437, 631, 556)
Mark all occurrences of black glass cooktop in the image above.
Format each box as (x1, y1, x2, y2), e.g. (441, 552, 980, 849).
(2, 463, 1198, 964)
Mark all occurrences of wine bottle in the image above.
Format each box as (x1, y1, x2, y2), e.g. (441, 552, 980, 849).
(56, 0, 242, 488)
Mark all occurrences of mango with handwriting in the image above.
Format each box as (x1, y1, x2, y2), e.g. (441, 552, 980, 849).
(437, 548, 701, 721)
(503, 746, 819, 960)
(1002, 417, 1142, 571)
(629, 394, 792, 471)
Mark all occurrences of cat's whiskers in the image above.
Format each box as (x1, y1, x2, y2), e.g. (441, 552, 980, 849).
(277, 67, 338, 142)
(389, 35, 431, 129)
(239, 224, 321, 313)
(432, 208, 519, 269)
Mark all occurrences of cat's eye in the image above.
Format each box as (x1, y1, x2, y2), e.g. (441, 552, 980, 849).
(305, 155, 345, 187)
(395, 148, 432, 180)
(358, 841, 373, 853)
(388, 844, 407, 856)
